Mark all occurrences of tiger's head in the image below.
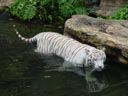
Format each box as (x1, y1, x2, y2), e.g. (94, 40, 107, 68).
(85, 48, 106, 71)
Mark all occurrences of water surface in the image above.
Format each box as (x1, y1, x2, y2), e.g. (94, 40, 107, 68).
(0, 12, 128, 96)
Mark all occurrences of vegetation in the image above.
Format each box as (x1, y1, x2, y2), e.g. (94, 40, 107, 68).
(6, 0, 88, 22)
(109, 3, 128, 20)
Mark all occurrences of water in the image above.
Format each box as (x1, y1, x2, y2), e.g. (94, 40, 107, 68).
(0, 12, 128, 96)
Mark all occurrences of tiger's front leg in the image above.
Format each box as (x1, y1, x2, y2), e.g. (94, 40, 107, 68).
(44, 61, 73, 72)
(45, 61, 85, 76)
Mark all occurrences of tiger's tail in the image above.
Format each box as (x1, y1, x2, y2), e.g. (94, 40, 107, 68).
(13, 24, 36, 43)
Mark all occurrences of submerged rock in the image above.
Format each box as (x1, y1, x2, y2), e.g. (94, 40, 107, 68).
(64, 15, 128, 64)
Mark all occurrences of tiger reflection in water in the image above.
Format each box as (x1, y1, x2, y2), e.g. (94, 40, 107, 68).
(14, 26, 106, 76)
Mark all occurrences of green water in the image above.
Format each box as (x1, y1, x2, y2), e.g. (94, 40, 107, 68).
(0, 12, 128, 96)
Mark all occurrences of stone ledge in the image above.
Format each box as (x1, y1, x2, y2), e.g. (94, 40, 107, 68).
(64, 15, 128, 64)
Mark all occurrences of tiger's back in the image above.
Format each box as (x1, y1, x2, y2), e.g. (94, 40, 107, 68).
(34, 32, 86, 63)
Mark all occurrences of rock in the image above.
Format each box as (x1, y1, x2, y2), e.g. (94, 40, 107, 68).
(90, 6, 120, 18)
(64, 15, 128, 64)
(88, 0, 127, 18)
(100, 0, 126, 7)
(0, 0, 13, 10)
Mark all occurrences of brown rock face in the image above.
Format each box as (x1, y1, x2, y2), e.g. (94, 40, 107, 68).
(100, 0, 126, 7)
(88, 0, 127, 18)
(0, 0, 13, 10)
(64, 15, 128, 64)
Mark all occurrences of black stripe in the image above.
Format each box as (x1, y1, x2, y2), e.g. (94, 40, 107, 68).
(58, 38, 70, 56)
(47, 33, 57, 53)
(56, 37, 67, 55)
(50, 36, 62, 53)
(54, 37, 64, 53)
(45, 33, 58, 53)
(70, 45, 85, 62)
(43, 33, 52, 53)
(68, 44, 81, 60)
(66, 41, 76, 57)
(49, 34, 61, 53)
(62, 39, 74, 57)
(47, 34, 57, 53)
(47, 33, 56, 52)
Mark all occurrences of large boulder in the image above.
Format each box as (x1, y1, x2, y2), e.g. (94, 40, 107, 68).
(64, 15, 128, 64)
(0, 0, 13, 10)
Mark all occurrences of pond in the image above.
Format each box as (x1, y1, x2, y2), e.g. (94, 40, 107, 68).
(0, 12, 128, 96)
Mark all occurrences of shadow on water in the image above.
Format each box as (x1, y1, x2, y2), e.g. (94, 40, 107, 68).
(0, 12, 128, 96)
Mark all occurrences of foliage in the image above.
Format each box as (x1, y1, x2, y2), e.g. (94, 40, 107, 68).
(109, 3, 128, 20)
(6, 0, 88, 22)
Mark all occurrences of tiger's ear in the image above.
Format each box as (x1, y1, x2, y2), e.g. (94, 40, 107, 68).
(101, 47, 106, 51)
(97, 46, 106, 51)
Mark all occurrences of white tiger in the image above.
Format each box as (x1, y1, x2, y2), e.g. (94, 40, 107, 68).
(14, 26, 106, 74)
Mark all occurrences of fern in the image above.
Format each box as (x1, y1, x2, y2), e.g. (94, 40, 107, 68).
(74, 7, 88, 15)
(6, 0, 88, 22)
(22, 5, 36, 20)
(59, 2, 74, 17)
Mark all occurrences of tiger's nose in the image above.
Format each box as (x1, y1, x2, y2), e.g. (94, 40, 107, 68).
(98, 65, 104, 70)
(99, 66, 102, 70)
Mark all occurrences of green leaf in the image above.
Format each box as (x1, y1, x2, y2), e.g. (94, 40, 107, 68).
(6, 0, 88, 22)
(74, 7, 88, 15)
(59, 2, 74, 17)
(22, 5, 37, 20)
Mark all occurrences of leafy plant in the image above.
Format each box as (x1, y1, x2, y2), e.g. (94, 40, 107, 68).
(6, 0, 88, 22)
(109, 3, 128, 20)
(6, 0, 37, 20)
